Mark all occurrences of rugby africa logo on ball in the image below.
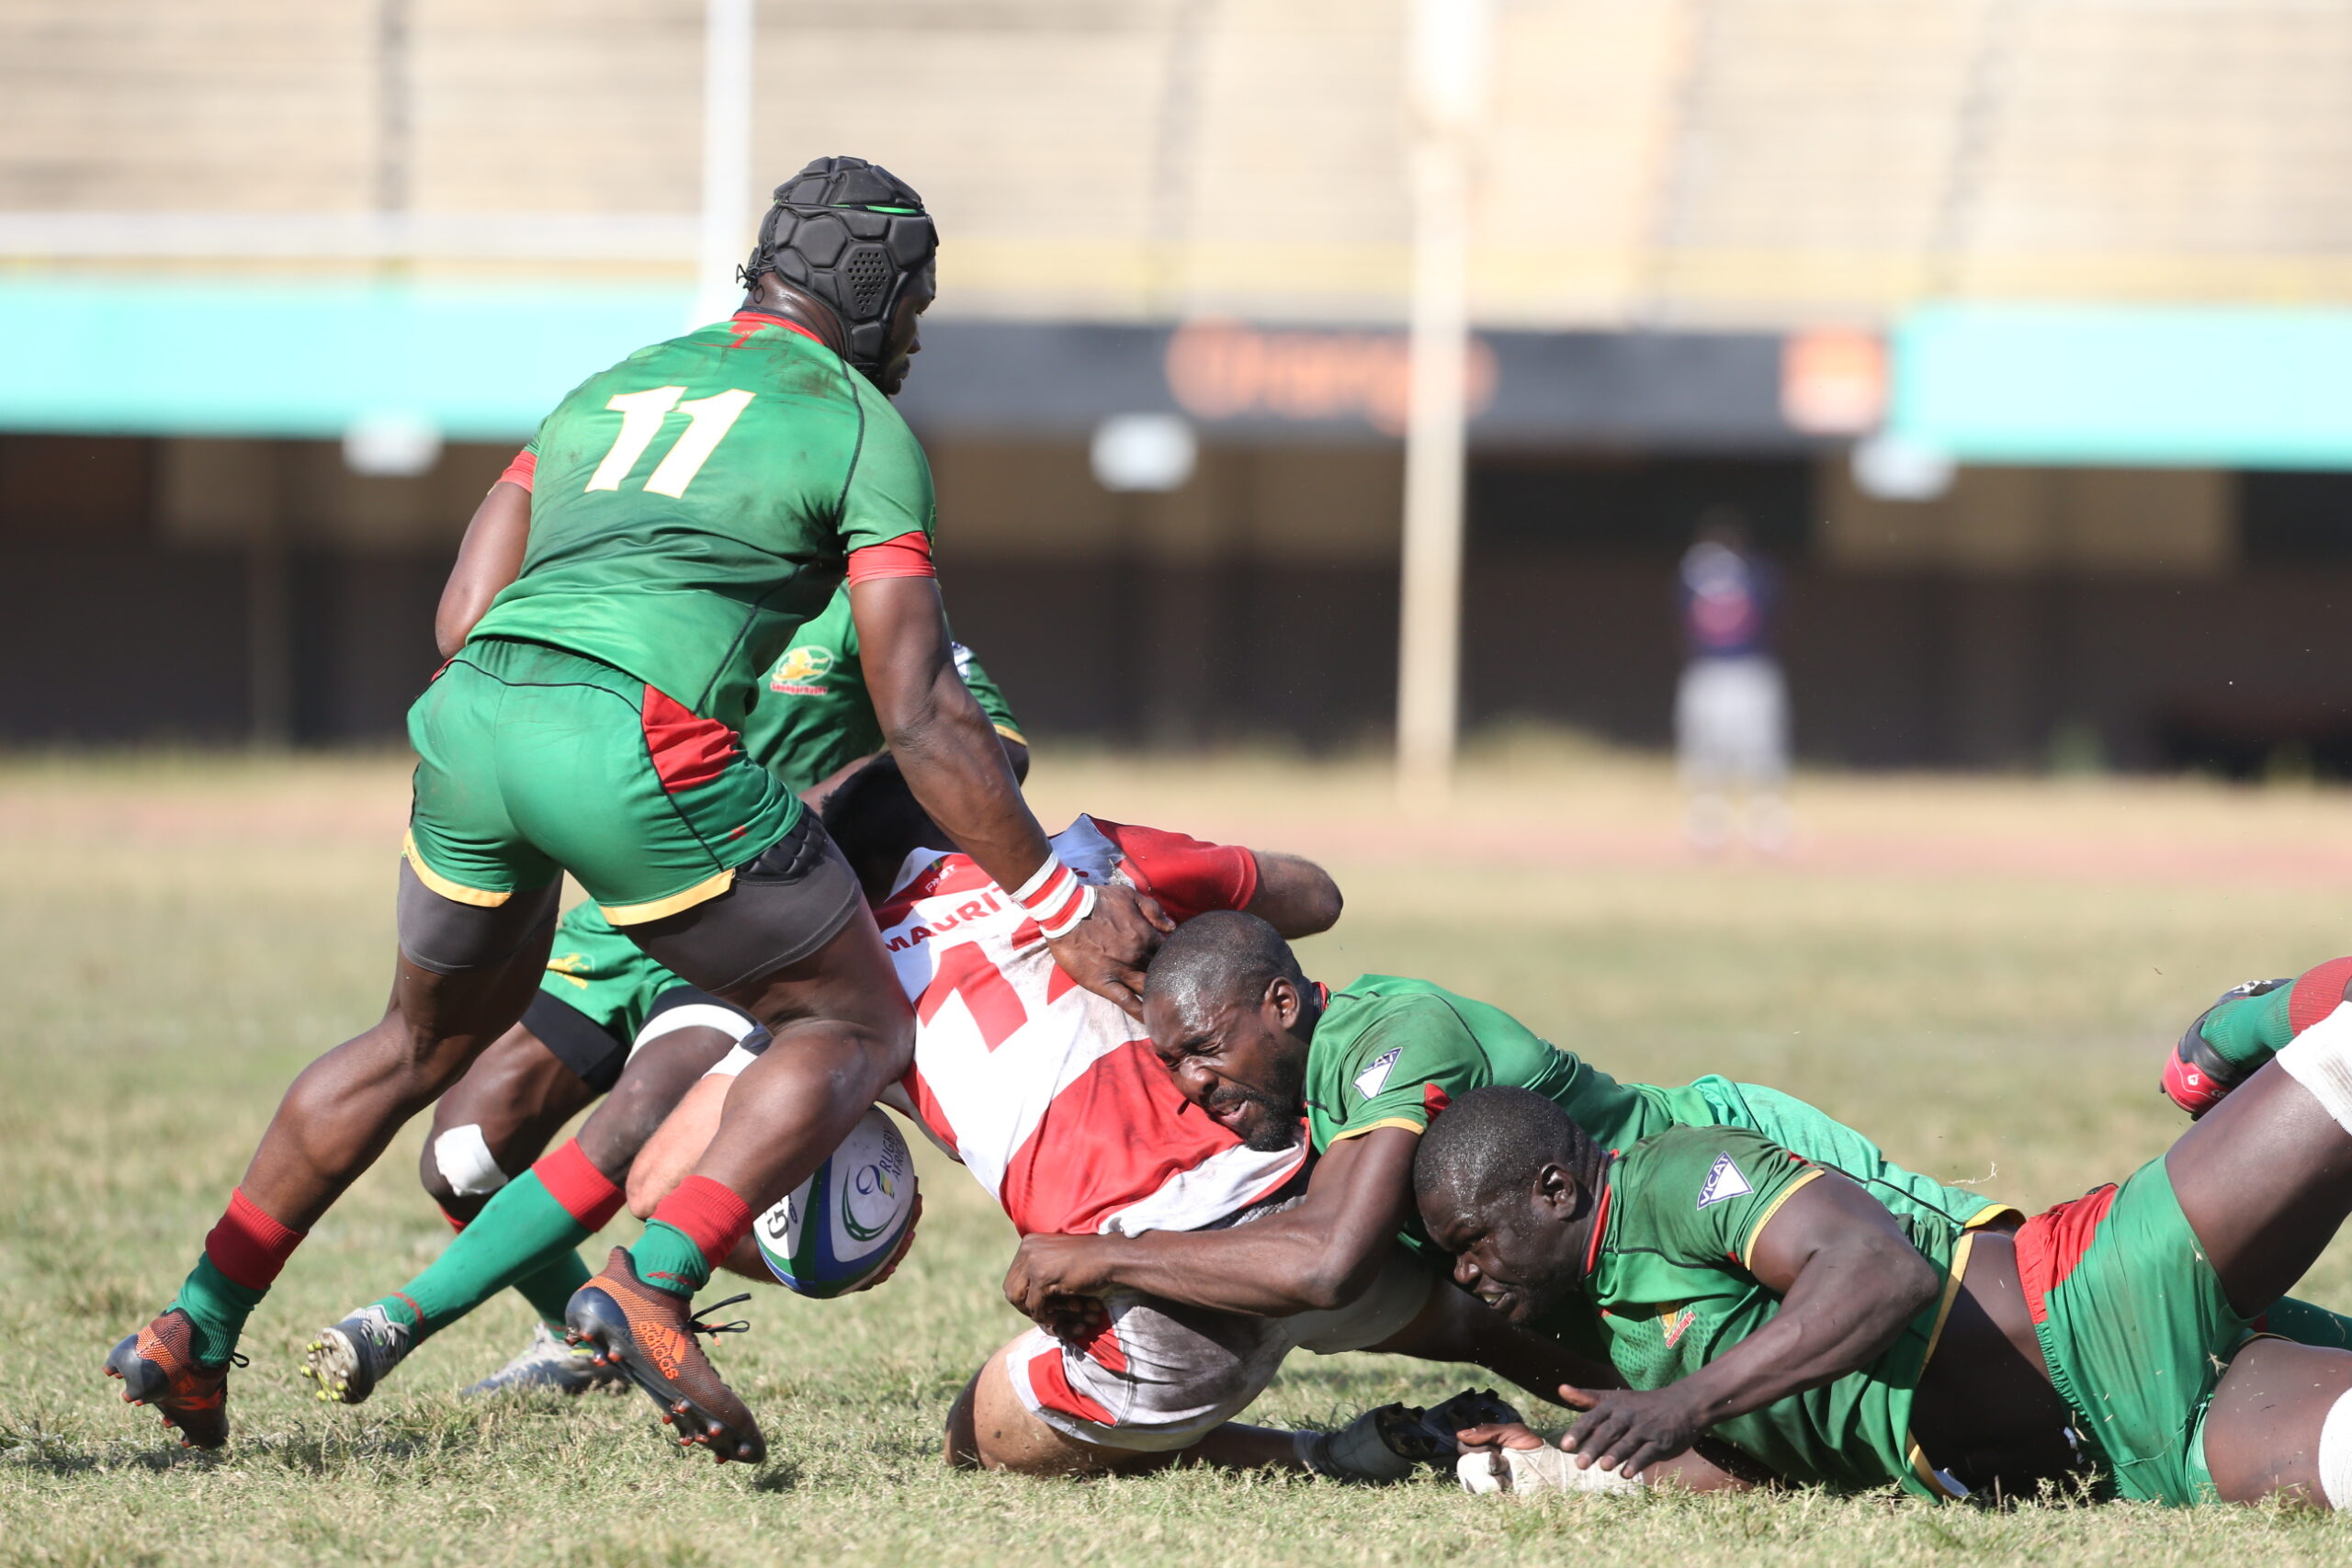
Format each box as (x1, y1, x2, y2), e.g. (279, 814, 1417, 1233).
(754, 1108, 919, 1299)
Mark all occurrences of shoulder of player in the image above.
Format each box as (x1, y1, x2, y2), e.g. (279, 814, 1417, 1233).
(1318, 986, 1481, 1056)
(1619, 1126, 1804, 1219)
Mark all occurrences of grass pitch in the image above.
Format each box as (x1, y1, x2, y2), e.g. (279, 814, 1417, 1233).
(7, 743, 2352, 1565)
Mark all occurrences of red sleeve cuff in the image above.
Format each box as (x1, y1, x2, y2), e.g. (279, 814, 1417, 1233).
(498, 449, 537, 491)
(847, 531, 936, 584)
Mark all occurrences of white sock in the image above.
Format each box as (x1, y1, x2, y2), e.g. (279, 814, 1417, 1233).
(2278, 1003, 2352, 1135)
(2318, 1385, 2352, 1510)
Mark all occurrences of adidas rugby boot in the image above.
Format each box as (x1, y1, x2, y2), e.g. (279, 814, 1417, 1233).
(463, 1321, 623, 1398)
(565, 1247, 763, 1463)
(1299, 1387, 1523, 1483)
(2164, 976, 2292, 1119)
(301, 1303, 413, 1404)
(103, 1308, 238, 1450)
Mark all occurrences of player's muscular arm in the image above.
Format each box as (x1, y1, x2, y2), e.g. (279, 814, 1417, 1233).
(1243, 852, 1342, 940)
(435, 480, 532, 657)
(1559, 1174, 1940, 1478)
(853, 576, 1167, 1011)
(1004, 1127, 1418, 1323)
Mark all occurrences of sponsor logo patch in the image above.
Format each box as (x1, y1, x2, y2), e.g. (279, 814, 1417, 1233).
(1352, 1046, 1403, 1100)
(769, 644, 835, 694)
(1658, 1303, 1695, 1348)
(1696, 1152, 1753, 1209)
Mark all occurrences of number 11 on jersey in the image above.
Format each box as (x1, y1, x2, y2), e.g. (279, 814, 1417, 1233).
(586, 386, 755, 498)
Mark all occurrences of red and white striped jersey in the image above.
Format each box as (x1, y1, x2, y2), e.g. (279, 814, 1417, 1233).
(880, 817, 1307, 1238)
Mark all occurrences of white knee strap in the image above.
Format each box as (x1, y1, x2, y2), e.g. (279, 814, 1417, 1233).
(433, 1123, 509, 1197)
(2319, 1385, 2352, 1511)
(2278, 1003, 2352, 1136)
(629, 1002, 758, 1059)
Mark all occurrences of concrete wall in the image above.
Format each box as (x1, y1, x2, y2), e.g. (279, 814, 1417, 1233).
(7, 431, 2349, 773)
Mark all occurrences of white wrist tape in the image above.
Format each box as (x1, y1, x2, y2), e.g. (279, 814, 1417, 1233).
(2278, 1002, 2352, 1136)
(1456, 1444, 1645, 1495)
(1011, 852, 1097, 940)
(2321, 1385, 2352, 1510)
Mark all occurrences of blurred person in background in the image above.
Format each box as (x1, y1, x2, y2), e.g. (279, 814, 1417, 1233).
(1674, 510, 1790, 852)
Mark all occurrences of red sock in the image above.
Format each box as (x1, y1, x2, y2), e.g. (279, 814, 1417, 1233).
(2290, 957, 2352, 1033)
(201, 1188, 305, 1292)
(533, 1138, 626, 1232)
(649, 1176, 756, 1269)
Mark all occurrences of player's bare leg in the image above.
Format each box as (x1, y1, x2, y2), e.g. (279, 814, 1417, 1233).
(306, 1018, 746, 1404)
(107, 874, 557, 1446)
(420, 1022, 601, 1224)
(2164, 1027, 2352, 1505)
(566, 908, 912, 1463)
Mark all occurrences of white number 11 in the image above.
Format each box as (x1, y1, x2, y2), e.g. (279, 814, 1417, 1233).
(583, 386, 755, 498)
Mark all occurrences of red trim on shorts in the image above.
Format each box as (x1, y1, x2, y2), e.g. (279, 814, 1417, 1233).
(728, 310, 826, 351)
(534, 1138, 625, 1231)
(2017, 1183, 2120, 1325)
(202, 1188, 306, 1292)
(1025, 1338, 1118, 1427)
(845, 533, 936, 585)
(2290, 958, 2352, 1034)
(649, 1176, 757, 1268)
(498, 449, 537, 491)
(639, 687, 740, 795)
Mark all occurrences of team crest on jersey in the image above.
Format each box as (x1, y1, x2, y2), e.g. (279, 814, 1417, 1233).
(1696, 1152, 1753, 1209)
(1352, 1047, 1403, 1100)
(769, 645, 835, 694)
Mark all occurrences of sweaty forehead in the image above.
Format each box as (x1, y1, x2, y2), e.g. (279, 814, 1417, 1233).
(1145, 986, 1235, 1047)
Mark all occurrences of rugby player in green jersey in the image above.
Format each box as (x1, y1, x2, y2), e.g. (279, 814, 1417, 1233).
(297, 585, 1028, 1403)
(107, 156, 1160, 1464)
(1414, 1048, 2352, 1508)
(1002, 912, 2008, 1356)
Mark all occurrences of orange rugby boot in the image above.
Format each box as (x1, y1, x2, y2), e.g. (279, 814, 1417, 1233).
(564, 1247, 764, 1463)
(103, 1309, 239, 1450)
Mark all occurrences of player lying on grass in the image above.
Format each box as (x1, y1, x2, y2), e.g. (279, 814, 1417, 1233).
(1414, 1043, 2352, 1508)
(107, 155, 1159, 1460)
(625, 760, 1714, 1483)
(998, 915, 2015, 1393)
(301, 584, 1029, 1401)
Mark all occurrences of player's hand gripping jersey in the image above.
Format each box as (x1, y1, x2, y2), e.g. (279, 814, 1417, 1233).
(881, 818, 1305, 1236)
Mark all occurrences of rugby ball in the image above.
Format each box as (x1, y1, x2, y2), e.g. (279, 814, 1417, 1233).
(752, 1108, 919, 1298)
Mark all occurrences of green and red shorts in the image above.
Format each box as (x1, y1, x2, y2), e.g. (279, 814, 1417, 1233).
(405, 637, 801, 924)
(2016, 1156, 2255, 1506)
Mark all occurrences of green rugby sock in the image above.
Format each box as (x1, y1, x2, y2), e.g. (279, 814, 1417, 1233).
(377, 1143, 623, 1337)
(513, 1250, 593, 1328)
(625, 1220, 714, 1298)
(2199, 983, 2296, 1074)
(170, 1255, 266, 1367)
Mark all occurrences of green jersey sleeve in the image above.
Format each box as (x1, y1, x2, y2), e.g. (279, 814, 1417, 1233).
(840, 385, 935, 553)
(953, 642, 1024, 743)
(1314, 993, 1496, 1145)
(1626, 1126, 1826, 1274)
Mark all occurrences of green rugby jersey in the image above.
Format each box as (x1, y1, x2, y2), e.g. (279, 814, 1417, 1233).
(744, 587, 1023, 791)
(470, 313, 934, 728)
(1305, 976, 1651, 1153)
(1577, 1125, 1975, 1497)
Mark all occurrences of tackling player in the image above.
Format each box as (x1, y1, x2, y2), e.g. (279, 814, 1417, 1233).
(300, 586, 1029, 1402)
(1000, 914, 2011, 1362)
(628, 761, 1758, 1487)
(106, 155, 1158, 1463)
(1416, 1037, 2352, 1508)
